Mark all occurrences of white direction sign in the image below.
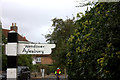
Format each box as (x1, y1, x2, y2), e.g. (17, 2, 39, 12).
(18, 43, 56, 54)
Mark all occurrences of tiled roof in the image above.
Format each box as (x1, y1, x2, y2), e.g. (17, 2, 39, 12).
(2, 29, 10, 38)
(18, 34, 28, 41)
(2, 29, 28, 41)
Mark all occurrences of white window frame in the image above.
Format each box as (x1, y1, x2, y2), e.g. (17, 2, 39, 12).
(36, 57, 41, 62)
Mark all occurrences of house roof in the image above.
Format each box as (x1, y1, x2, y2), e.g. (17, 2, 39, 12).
(2, 29, 28, 41)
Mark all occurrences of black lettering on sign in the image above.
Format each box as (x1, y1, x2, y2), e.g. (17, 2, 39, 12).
(22, 48, 28, 54)
(22, 48, 44, 54)
(25, 45, 45, 48)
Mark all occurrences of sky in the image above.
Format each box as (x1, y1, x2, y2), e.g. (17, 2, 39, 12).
(1, 0, 93, 43)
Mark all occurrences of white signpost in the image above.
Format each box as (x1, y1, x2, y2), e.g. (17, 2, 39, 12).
(6, 31, 56, 80)
(17, 43, 55, 54)
(6, 43, 56, 55)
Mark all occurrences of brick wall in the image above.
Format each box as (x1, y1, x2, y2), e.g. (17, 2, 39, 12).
(32, 54, 53, 65)
(41, 56, 53, 64)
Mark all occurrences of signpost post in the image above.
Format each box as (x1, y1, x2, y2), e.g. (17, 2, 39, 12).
(6, 31, 18, 80)
(6, 31, 56, 80)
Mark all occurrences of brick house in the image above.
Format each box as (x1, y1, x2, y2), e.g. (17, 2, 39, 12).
(32, 54, 53, 65)
(2, 23, 53, 65)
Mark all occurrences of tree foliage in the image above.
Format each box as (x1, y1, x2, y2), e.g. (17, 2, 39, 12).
(18, 54, 33, 70)
(45, 18, 77, 68)
(2, 34, 7, 71)
(75, 0, 96, 7)
(0, 22, 2, 70)
(67, 2, 120, 80)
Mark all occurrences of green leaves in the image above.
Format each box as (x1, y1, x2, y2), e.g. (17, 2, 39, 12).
(45, 2, 120, 79)
(67, 2, 120, 80)
(18, 54, 33, 70)
(45, 18, 77, 68)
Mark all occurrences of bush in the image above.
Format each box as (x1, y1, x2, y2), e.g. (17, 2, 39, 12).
(67, 2, 120, 80)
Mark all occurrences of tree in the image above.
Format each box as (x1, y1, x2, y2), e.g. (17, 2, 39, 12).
(2, 34, 7, 71)
(45, 18, 77, 69)
(18, 54, 33, 70)
(75, 0, 96, 7)
(67, 2, 120, 80)
(0, 21, 2, 70)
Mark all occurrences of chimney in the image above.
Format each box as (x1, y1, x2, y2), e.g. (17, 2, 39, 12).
(10, 23, 18, 32)
(24, 36, 26, 40)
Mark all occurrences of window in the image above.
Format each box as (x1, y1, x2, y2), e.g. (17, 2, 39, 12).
(36, 57, 41, 62)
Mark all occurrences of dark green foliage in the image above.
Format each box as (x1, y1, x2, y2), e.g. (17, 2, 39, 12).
(2, 34, 7, 71)
(67, 2, 120, 80)
(2, 54, 7, 71)
(18, 54, 33, 70)
(32, 64, 56, 75)
(45, 18, 77, 69)
(0, 21, 2, 70)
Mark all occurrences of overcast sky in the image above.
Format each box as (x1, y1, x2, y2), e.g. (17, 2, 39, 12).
(1, 0, 93, 43)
